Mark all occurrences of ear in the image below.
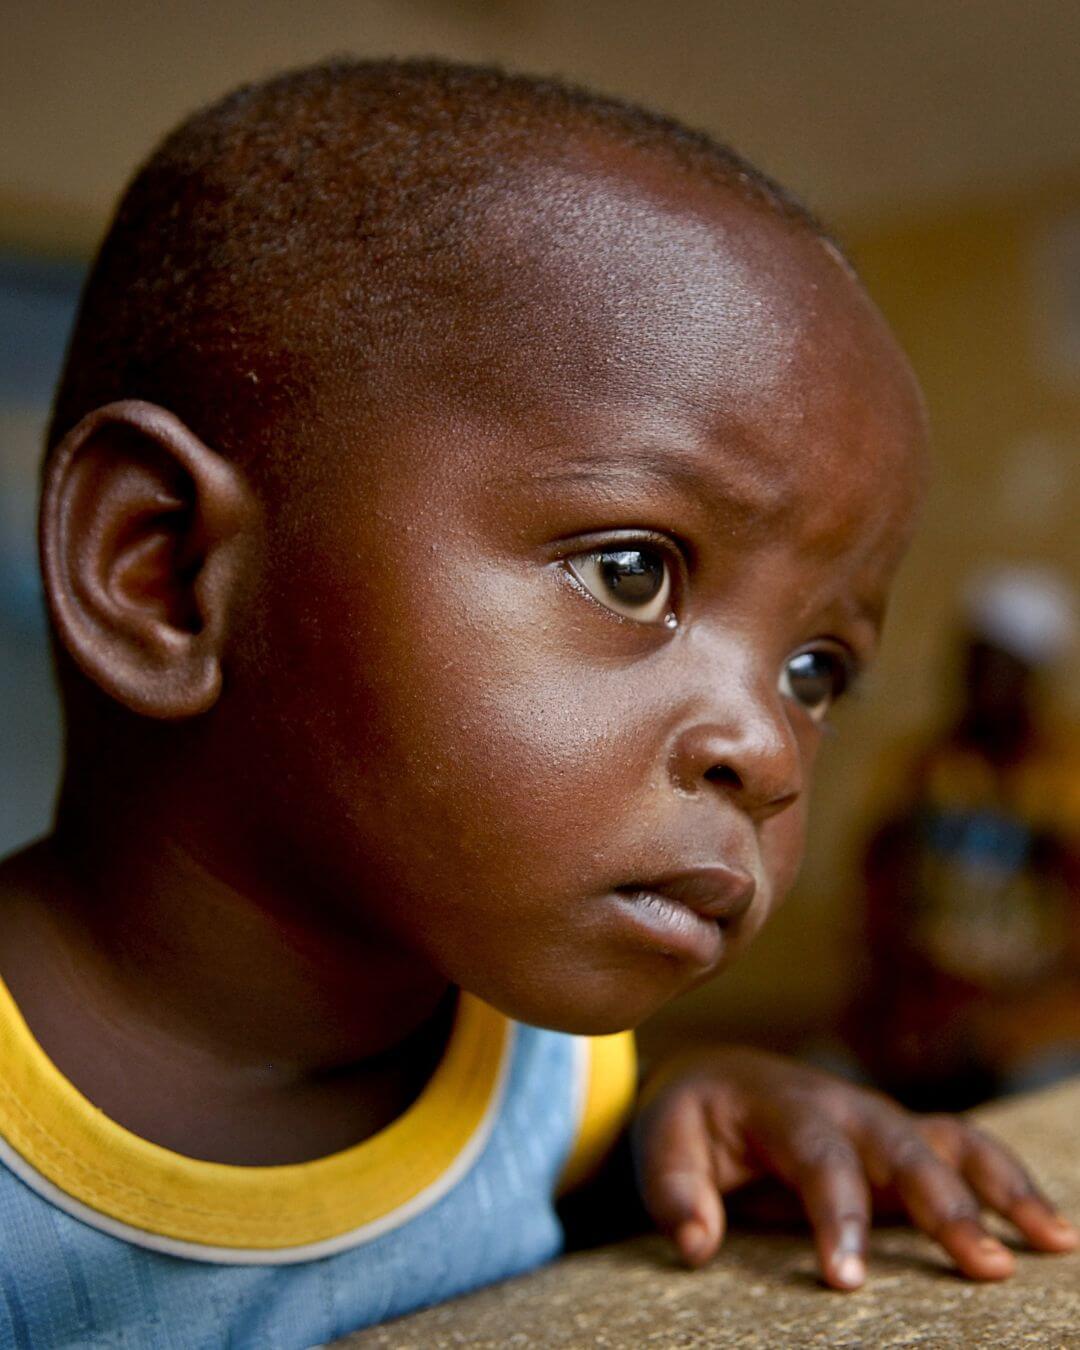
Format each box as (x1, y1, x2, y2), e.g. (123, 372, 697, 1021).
(40, 400, 255, 719)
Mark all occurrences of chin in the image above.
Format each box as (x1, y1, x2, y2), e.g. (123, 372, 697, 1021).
(489, 964, 694, 1037)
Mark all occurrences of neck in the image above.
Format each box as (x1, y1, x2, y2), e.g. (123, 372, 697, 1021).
(72, 793, 448, 1069)
(0, 755, 459, 1163)
(9, 777, 449, 1077)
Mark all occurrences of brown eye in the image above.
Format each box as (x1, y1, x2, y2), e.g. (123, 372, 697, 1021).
(567, 547, 673, 625)
(779, 648, 853, 723)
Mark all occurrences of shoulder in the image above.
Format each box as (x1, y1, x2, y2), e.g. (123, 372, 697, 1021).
(557, 1030, 637, 1194)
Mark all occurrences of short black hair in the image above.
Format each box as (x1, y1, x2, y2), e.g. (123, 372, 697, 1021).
(49, 57, 833, 470)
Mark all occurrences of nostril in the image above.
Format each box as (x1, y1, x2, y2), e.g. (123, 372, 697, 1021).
(704, 763, 742, 791)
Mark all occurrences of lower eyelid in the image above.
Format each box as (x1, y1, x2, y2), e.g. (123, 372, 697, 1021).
(560, 559, 628, 617)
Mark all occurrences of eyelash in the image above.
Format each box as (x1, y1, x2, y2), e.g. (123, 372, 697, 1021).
(780, 646, 863, 726)
(558, 531, 865, 721)
(559, 532, 688, 627)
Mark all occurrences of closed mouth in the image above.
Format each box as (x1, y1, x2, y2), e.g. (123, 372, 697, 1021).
(614, 866, 756, 925)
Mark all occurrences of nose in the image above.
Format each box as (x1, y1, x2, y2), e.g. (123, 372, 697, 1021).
(667, 674, 803, 820)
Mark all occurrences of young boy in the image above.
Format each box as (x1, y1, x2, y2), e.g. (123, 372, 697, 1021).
(0, 58, 1074, 1348)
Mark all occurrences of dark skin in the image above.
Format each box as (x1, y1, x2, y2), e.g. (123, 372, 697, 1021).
(0, 152, 1075, 1291)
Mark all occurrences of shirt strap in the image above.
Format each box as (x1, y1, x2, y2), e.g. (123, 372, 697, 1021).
(558, 1030, 637, 1194)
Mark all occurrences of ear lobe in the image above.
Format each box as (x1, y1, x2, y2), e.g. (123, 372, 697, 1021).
(40, 400, 255, 719)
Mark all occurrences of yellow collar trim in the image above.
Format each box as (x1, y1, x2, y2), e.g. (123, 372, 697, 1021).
(0, 976, 513, 1258)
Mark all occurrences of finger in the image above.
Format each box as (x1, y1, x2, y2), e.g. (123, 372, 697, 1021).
(869, 1131, 1015, 1280)
(757, 1125, 870, 1291)
(923, 1118, 1079, 1254)
(636, 1092, 725, 1267)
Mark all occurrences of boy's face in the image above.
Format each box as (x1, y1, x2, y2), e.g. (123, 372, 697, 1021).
(230, 162, 926, 1034)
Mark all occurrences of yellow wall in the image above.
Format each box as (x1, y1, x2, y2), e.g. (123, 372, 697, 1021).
(647, 177, 1080, 1050)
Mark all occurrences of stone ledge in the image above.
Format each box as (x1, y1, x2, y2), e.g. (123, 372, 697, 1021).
(339, 1077, 1080, 1349)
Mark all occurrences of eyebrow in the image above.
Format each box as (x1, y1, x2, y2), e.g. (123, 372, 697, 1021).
(517, 442, 893, 636)
(517, 439, 796, 537)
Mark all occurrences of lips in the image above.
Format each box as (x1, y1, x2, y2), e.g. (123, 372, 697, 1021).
(615, 865, 756, 924)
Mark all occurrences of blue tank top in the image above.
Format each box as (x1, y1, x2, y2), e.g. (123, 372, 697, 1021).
(0, 981, 635, 1348)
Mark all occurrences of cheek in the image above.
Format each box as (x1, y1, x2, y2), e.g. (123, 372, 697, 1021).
(759, 803, 808, 903)
(755, 726, 820, 903)
(715, 802, 807, 972)
(380, 590, 661, 887)
(265, 531, 660, 902)
(738, 723, 820, 943)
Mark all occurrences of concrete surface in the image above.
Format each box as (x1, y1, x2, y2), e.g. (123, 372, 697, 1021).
(337, 1077, 1080, 1349)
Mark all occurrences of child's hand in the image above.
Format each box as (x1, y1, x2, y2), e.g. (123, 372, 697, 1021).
(632, 1047, 1078, 1290)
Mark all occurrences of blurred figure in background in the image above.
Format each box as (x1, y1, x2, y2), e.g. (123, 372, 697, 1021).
(847, 565, 1080, 1110)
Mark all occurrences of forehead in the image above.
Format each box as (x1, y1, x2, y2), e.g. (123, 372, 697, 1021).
(311, 154, 926, 595)
(402, 158, 925, 543)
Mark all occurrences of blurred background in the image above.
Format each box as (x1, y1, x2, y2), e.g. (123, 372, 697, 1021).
(2, 1, 1078, 1083)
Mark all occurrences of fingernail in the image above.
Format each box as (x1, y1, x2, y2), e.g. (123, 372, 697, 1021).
(978, 1236, 1008, 1256)
(678, 1219, 710, 1264)
(1050, 1215, 1077, 1234)
(834, 1254, 865, 1288)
